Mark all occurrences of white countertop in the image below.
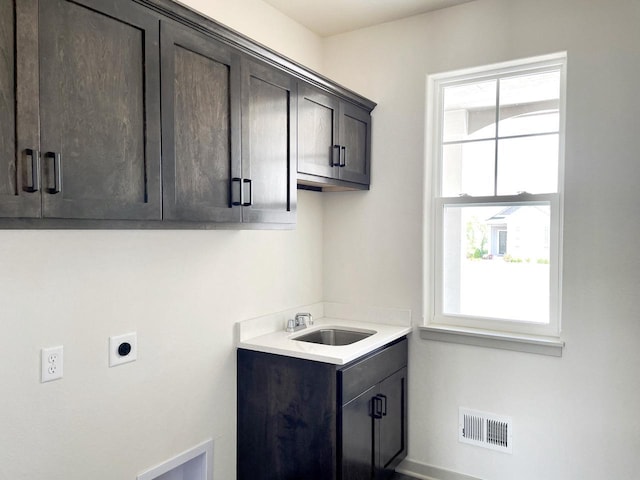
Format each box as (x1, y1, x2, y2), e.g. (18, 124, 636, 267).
(237, 317, 412, 365)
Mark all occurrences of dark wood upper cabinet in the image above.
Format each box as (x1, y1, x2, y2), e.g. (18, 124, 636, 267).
(0, 0, 40, 218)
(0, 0, 161, 221)
(0, 0, 374, 227)
(298, 84, 372, 191)
(161, 21, 241, 223)
(339, 101, 371, 186)
(38, 0, 162, 220)
(298, 86, 340, 180)
(240, 59, 297, 224)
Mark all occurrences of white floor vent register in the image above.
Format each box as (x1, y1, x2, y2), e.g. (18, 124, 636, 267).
(459, 408, 512, 454)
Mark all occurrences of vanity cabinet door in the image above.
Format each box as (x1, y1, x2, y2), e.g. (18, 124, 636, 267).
(339, 338, 408, 480)
(161, 21, 241, 222)
(0, 0, 40, 217)
(39, 0, 162, 220)
(375, 367, 408, 477)
(340, 369, 407, 480)
(341, 385, 376, 480)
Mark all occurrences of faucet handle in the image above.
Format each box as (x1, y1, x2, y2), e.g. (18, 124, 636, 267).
(286, 318, 296, 332)
(295, 312, 313, 327)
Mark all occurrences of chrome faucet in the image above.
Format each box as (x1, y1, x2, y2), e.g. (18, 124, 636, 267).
(286, 312, 313, 332)
(296, 312, 313, 327)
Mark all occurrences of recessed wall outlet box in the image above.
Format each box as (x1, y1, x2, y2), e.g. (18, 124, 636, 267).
(109, 332, 137, 367)
(137, 439, 213, 480)
(41, 346, 64, 383)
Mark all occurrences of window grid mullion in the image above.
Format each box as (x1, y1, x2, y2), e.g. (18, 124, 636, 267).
(493, 78, 501, 197)
(442, 131, 560, 147)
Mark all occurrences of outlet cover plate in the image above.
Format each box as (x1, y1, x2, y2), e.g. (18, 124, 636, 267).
(109, 332, 137, 367)
(41, 346, 64, 383)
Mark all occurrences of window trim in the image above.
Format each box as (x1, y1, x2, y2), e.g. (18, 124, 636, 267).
(424, 53, 567, 354)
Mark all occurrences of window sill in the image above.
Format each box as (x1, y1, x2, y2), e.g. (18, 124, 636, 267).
(419, 325, 564, 357)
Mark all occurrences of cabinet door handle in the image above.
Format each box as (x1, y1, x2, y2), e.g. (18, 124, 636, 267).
(242, 178, 253, 207)
(46, 152, 62, 194)
(371, 395, 384, 419)
(378, 394, 387, 416)
(231, 177, 242, 206)
(340, 146, 346, 167)
(332, 145, 341, 167)
(23, 149, 40, 193)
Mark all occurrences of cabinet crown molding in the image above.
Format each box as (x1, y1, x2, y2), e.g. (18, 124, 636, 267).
(135, 0, 376, 112)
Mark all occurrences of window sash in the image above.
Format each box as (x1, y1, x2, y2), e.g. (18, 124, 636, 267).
(430, 54, 567, 199)
(432, 194, 561, 337)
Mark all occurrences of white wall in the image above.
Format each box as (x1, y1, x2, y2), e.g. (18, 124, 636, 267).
(0, 2, 324, 479)
(176, 0, 324, 72)
(322, 0, 640, 478)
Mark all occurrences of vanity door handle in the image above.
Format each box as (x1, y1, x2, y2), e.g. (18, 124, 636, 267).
(23, 148, 40, 193)
(340, 146, 346, 167)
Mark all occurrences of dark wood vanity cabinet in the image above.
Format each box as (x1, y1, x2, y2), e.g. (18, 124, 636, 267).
(237, 337, 407, 480)
(298, 84, 372, 190)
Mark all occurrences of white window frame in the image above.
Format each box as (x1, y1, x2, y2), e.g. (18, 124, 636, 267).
(422, 53, 566, 355)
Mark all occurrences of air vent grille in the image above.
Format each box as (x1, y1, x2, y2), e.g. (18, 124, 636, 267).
(459, 408, 512, 453)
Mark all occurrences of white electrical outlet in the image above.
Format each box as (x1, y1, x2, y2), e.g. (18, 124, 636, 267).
(41, 346, 64, 383)
(109, 332, 137, 367)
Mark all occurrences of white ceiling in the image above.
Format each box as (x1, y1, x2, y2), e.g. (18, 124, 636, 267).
(262, 0, 476, 37)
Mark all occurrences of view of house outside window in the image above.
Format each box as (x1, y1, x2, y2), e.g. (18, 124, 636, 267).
(429, 53, 565, 336)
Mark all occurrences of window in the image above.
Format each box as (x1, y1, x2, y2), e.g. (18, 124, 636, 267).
(425, 53, 566, 347)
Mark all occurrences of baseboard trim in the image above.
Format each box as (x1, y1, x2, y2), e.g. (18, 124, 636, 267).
(396, 458, 482, 480)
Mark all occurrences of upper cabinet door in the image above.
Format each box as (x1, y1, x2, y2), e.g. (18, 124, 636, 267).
(338, 102, 371, 186)
(241, 59, 296, 224)
(38, 0, 162, 220)
(298, 85, 340, 180)
(161, 22, 241, 223)
(0, 0, 40, 217)
(298, 83, 372, 189)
